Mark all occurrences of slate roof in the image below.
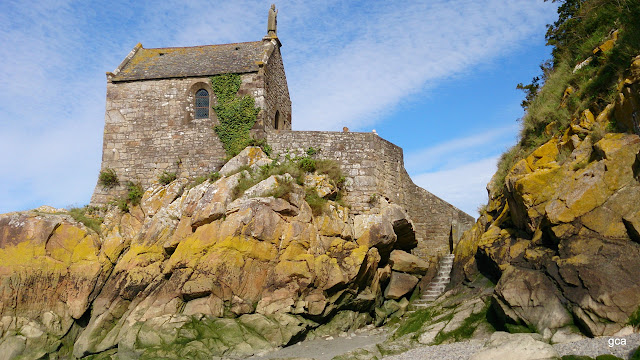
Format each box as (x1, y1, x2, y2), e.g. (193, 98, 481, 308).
(111, 41, 265, 82)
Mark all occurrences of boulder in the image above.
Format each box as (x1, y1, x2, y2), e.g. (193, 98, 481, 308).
(140, 178, 188, 217)
(304, 173, 336, 198)
(219, 146, 272, 176)
(242, 174, 293, 199)
(354, 214, 397, 257)
(389, 250, 429, 275)
(493, 266, 573, 332)
(470, 332, 559, 360)
(383, 272, 419, 299)
(380, 204, 417, 250)
(191, 172, 243, 228)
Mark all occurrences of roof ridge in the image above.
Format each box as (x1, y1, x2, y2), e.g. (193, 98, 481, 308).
(142, 40, 263, 51)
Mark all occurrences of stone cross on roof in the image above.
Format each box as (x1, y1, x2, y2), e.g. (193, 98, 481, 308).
(267, 4, 278, 37)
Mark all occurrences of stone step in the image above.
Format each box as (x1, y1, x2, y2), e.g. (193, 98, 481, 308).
(409, 253, 456, 307)
(412, 303, 431, 309)
(424, 287, 445, 294)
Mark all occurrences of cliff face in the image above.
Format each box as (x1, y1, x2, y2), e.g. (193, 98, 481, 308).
(452, 55, 640, 338)
(0, 148, 429, 359)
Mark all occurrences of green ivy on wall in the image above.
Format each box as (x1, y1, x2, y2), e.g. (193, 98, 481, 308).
(211, 74, 261, 156)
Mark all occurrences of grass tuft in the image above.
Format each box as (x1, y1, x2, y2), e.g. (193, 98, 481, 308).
(98, 168, 119, 188)
(158, 171, 177, 185)
(68, 206, 103, 234)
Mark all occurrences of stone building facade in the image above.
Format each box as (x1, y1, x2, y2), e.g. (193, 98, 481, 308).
(90, 9, 474, 261)
(91, 35, 291, 205)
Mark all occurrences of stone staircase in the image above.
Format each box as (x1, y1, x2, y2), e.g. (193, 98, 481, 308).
(411, 253, 455, 310)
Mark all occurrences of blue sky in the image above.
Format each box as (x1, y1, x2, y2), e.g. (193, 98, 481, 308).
(0, 0, 557, 217)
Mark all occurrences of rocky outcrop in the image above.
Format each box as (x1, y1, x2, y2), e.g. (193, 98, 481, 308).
(0, 148, 424, 359)
(452, 60, 640, 338)
(0, 207, 112, 359)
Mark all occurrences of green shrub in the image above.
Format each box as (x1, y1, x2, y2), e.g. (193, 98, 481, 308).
(492, 145, 522, 193)
(268, 178, 294, 199)
(193, 171, 221, 187)
(113, 182, 144, 213)
(158, 171, 177, 185)
(98, 168, 119, 188)
(114, 198, 129, 213)
(298, 156, 316, 172)
(232, 171, 255, 199)
(126, 181, 144, 206)
(306, 147, 319, 156)
(606, 118, 620, 132)
(305, 188, 327, 216)
(631, 345, 640, 360)
(562, 356, 595, 360)
(68, 206, 103, 234)
(208, 171, 221, 182)
(588, 123, 606, 144)
(226, 153, 346, 207)
(315, 159, 344, 186)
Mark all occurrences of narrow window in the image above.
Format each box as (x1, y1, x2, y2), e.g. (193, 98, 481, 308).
(195, 89, 209, 119)
(274, 110, 280, 129)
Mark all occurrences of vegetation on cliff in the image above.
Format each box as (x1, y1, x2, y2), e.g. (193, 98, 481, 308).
(494, 0, 640, 191)
(448, 0, 640, 345)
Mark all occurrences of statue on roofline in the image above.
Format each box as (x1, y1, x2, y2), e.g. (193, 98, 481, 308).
(268, 4, 278, 37)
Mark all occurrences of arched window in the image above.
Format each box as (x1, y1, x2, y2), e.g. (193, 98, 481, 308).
(195, 89, 209, 119)
(274, 110, 280, 129)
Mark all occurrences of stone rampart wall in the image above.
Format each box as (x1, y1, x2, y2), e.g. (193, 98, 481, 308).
(266, 130, 475, 261)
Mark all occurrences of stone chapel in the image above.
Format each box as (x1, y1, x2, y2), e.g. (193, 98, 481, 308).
(90, 6, 474, 262)
(90, 8, 290, 205)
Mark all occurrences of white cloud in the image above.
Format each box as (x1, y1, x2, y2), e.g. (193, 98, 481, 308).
(404, 124, 517, 173)
(412, 156, 499, 217)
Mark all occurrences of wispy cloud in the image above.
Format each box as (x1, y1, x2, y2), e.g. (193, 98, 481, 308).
(286, 0, 556, 130)
(404, 124, 518, 173)
(413, 156, 500, 217)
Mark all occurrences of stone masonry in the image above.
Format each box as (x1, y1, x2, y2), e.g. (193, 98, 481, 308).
(91, 36, 291, 205)
(265, 131, 474, 261)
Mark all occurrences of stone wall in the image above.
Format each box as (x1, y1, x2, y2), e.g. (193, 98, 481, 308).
(263, 45, 292, 130)
(91, 74, 263, 205)
(265, 130, 475, 261)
